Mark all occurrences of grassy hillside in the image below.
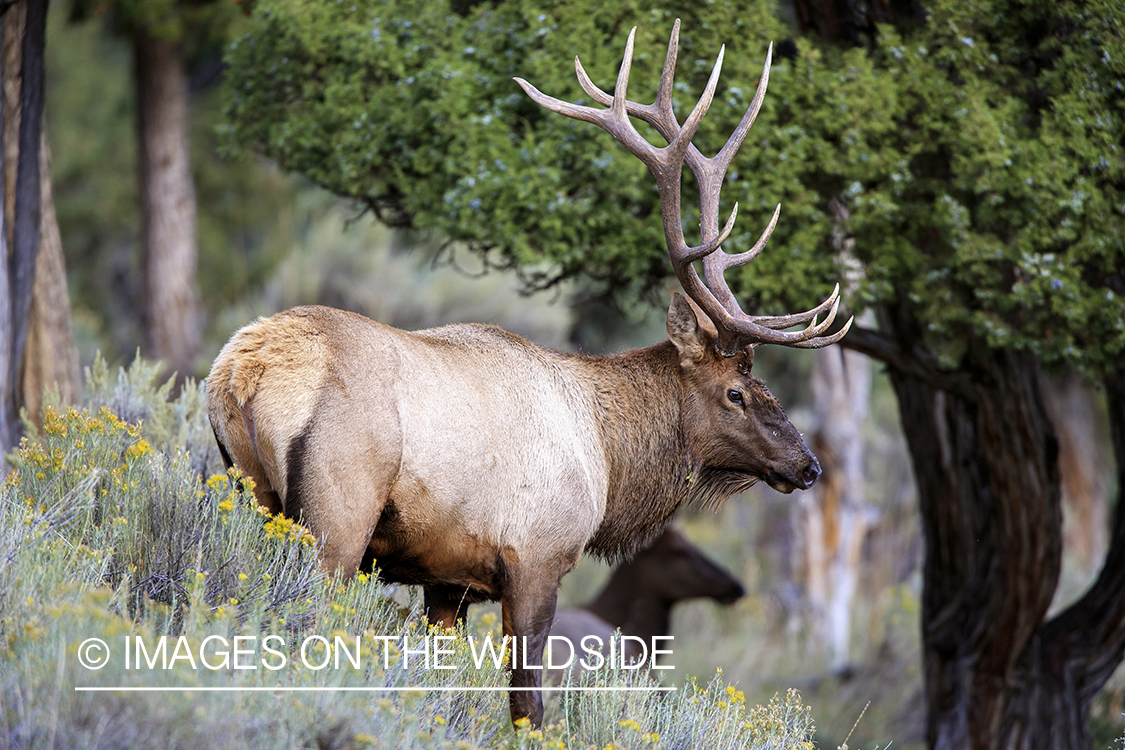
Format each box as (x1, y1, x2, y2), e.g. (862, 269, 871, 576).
(1, 359, 814, 749)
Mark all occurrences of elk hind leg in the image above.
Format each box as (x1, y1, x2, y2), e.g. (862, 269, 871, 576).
(284, 415, 399, 577)
(209, 414, 282, 516)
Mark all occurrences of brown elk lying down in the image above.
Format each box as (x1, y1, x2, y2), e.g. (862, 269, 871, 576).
(206, 21, 850, 727)
(546, 528, 744, 682)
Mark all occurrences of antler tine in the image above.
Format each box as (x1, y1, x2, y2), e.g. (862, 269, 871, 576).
(676, 203, 740, 268)
(513, 77, 608, 129)
(608, 27, 637, 119)
(709, 202, 779, 273)
(654, 19, 681, 118)
(667, 45, 725, 167)
(751, 283, 841, 330)
(711, 42, 773, 175)
(786, 315, 854, 349)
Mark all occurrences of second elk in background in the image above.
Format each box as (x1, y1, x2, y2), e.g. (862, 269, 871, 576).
(548, 528, 744, 682)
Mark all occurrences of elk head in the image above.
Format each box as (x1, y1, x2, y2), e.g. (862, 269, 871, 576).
(639, 528, 745, 605)
(516, 21, 851, 495)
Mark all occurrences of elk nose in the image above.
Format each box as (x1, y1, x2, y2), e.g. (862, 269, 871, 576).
(799, 458, 821, 489)
(722, 582, 746, 604)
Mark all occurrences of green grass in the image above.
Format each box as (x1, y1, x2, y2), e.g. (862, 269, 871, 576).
(2, 358, 815, 749)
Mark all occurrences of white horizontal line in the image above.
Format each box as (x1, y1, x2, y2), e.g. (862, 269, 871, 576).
(75, 686, 676, 693)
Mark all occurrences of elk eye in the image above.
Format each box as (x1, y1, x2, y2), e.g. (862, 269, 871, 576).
(727, 389, 745, 406)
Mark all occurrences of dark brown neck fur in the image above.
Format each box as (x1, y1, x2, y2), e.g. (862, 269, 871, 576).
(576, 341, 698, 561)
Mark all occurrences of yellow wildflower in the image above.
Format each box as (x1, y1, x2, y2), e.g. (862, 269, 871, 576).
(206, 474, 229, 493)
(125, 439, 152, 460)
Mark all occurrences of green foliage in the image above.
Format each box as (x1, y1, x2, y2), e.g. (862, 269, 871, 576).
(2, 359, 815, 748)
(827, 1, 1125, 370)
(221, 0, 788, 295)
(222, 0, 1125, 373)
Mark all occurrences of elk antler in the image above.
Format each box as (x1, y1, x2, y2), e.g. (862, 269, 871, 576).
(514, 20, 852, 356)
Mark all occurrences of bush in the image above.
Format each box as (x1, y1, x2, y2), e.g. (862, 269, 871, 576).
(2, 359, 815, 749)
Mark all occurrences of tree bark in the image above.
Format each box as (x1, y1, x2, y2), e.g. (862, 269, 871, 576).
(134, 26, 200, 381)
(995, 367, 1125, 749)
(21, 129, 81, 422)
(846, 301, 1125, 749)
(887, 338, 1061, 750)
(1, 0, 48, 451)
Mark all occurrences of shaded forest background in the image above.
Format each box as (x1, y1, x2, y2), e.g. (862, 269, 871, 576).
(2, 0, 1120, 747)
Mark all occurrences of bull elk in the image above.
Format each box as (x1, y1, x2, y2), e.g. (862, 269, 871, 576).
(206, 20, 850, 726)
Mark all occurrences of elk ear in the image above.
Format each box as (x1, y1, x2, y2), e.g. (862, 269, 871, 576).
(667, 293, 713, 366)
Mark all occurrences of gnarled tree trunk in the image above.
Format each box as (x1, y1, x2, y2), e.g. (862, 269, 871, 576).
(889, 344, 1061, 750)
(997, 367, 1125, 749)
(848, 303, 1125, 749)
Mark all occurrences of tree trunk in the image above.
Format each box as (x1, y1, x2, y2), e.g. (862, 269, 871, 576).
(134, 26, 200, 381)
(798, 344, 876, 669)
(1, 0, 48, 451)
(888, 341, 1061, 750)
(995, 366, 1125, 749)
(847, 301, 1125, 749)
(21, 129, 81, 422)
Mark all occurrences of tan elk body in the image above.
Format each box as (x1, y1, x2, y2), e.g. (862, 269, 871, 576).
(207, 21, 850, 727)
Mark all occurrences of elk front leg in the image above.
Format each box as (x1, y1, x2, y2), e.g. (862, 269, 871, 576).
(501, 570, 559, 727)
(424, 584, 471, 629)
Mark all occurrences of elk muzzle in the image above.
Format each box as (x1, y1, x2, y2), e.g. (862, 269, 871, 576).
(765, 452, 821, 493)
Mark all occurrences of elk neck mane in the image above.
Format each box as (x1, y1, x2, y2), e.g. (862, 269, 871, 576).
(570, 340, 759, 561)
